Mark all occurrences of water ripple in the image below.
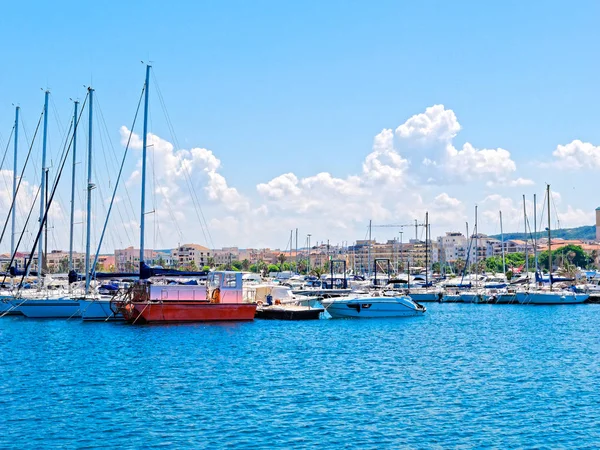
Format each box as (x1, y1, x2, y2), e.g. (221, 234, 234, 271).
(1, 304, 600, 448)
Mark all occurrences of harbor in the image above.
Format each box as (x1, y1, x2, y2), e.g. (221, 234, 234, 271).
(3, 1, 600, 446)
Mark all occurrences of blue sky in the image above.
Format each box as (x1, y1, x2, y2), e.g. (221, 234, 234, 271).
(1, 1, 600, 252)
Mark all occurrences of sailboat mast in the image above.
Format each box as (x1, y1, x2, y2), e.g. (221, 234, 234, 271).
(38, 90, 49, 280)
(11, 106, 19, 257)
(534, 193, 538, 273)
(523, 195, 529, 280)
(425, 212, 429, 287)
(547, 184, 552, 291)
(139, 64, 151, 267)
(368, 219, 372, 277)
(295, 228, 298, 273)
(84, 88, 94, 294)
(474, 206, 478, 284)
(69, 101, 78, 271)
(500, 211, 506, 274)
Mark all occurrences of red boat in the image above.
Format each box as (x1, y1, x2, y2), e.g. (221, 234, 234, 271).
(114, 271, 256, 324)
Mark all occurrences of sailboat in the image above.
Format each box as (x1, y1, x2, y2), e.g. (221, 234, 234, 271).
(12, 90, 83, 319)
(516, 185, 588, 305)
(113, 65, 257, 324)
(460, 206, 487, 303)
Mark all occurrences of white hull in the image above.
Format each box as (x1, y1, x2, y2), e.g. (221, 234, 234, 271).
(408, 292, 440, 302)
(323, 296, 425, 319)
(16, 298, 82, 318)
(441, 294, 462, 303)
(79, 298, 123, 321)
(516, 291, 589, 305)
(492, 293, 517, 304)
(460, 292, 486, 303)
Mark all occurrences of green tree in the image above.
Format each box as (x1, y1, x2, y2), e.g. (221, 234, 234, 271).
(241, 259, 250, 271)
(257, 260, 268, 275)
(432, 262, 441, 273)
(277, 253, 287, 266)
(202, 265, 210, 272)
(454, 258, 466, 274)
(249, 264, 258, 273)
(311, 266, 325, 278)
(58, 257, 69, 273)
(207, 256, 215, 268)
(297, 259, 308, 274)
(268, 264, 280, 273)
(231, 260, 243, 271)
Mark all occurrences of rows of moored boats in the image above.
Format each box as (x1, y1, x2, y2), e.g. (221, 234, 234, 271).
(0, 269, 591, 325)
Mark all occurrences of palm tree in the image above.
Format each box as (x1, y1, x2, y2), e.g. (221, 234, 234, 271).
(207, 256, 215, 268)
(310, 267, 324, 278)
(277, 253, 287, 266)
(241, 259, 250, 271)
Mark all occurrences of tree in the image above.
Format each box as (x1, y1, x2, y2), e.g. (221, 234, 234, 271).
(207, 256, 215, 268)
(249, 264, 258, 273)
(454, 258, 466, 275)
(277, 253, 287, 266)
(432, 262, 441, 274)
(311, 266, 325, 278)
(297, 259, 308, 274)
(58, 257, 69, 274)
(231, 260, 243, 271)
(241, 259, 250, 271)
(202, 265, 210, 272)
(186, 260, 198, 271)
(268, 264, 280, 273)
(156, 256, 166, 268)
(257, 260, 268, 275)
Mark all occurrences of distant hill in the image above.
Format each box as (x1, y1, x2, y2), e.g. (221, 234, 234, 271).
(489, 225, 596, 241)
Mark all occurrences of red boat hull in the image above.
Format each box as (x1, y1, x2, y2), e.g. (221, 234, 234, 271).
(122, 301, 256, 324)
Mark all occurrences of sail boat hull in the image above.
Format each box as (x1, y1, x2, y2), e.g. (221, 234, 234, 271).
(516, 291, 589, 305)
(120, 301, 257, 324)
(16, 298, 81, 318)
(79, 298, 123, 321)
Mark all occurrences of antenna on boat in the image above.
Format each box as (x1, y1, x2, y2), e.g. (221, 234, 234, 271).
(139, 64, 151, 270)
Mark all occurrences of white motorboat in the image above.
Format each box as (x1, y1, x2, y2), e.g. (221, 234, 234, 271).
(516, 290, 589, 305)
(322, 295, 426, 319)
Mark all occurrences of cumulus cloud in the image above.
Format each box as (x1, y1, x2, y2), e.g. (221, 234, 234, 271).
(396, 104, 460, 143)
(391, 104, 523, 185)
(551, 140, 600, 169)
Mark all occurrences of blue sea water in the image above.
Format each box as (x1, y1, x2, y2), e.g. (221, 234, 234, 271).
(1, 304, 599, 449)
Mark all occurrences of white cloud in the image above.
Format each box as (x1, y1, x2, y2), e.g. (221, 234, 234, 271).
(552, 140, 600, 169)
(396, 104, 461, 143)
(445, 143, 516, 182)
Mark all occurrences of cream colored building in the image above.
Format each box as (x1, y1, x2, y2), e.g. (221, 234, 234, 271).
(173, 244, 211, 268)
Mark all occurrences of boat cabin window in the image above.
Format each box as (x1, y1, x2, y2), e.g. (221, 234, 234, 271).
(209, 273, 222, 289)
(224, 273, 238, 289)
